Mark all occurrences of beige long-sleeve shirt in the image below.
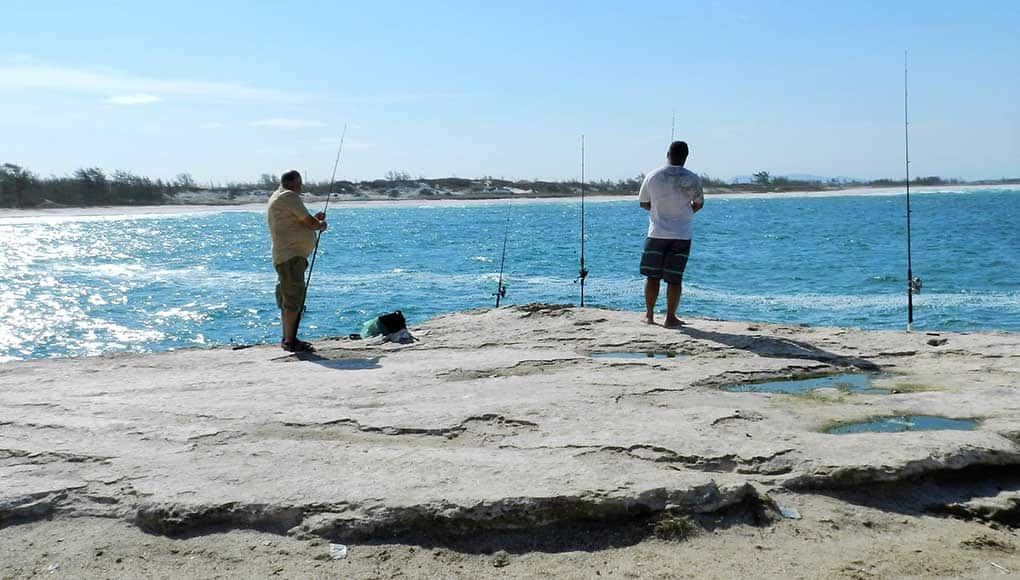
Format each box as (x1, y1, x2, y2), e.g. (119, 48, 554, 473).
(267, 187, 316, 266)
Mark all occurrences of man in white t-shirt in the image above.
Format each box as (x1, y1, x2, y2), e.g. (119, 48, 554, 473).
(638, 141, 704, 328)
(267, 170, 327, 352)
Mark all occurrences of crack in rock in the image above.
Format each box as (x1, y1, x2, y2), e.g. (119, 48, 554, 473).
(438, 359, 579, 381)
(614, 387, 687, 403)
(276, 414, 539, 441)
(0, 448, 112, 466)
(711, 411, 766, 426)
(516, 304, 574, 318)
(570, 445, 797, 475)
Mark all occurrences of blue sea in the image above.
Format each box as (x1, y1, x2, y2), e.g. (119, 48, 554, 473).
(1, 188, 1018, 361)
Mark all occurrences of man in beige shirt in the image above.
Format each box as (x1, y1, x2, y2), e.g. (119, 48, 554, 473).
(267, 170, 327, 352)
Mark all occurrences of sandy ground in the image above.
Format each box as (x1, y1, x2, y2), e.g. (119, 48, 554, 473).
(3, 493, 1018, 579)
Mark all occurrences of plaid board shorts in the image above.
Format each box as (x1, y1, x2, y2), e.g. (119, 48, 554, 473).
(639, 238, 692, 285)
(275, 256, 309, 311)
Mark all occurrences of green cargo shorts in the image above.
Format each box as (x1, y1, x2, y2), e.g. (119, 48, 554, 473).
(274, 256, 308, 311)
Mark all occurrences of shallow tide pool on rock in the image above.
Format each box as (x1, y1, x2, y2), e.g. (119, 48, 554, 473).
(721, 372, 887, 395)
(824, 415, 979, 434)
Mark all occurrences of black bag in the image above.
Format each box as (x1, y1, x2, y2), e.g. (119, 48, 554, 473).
(378, 311, 407, 334)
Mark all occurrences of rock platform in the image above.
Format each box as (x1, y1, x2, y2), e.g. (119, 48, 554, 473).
(2, 305, 1019, 539)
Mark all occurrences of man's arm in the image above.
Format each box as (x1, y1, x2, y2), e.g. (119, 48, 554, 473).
(301, 213, 327, 231)
(638, 173, 652, 211)
(691, 180, 705, 213)
(286, 194, 327, 231)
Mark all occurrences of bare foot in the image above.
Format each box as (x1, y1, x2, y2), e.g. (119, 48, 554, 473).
(643, 316, 657, 325)
(663, 317, 685, 329)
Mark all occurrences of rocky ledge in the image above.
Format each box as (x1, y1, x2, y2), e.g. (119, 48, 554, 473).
(2, 305, 1018, 540)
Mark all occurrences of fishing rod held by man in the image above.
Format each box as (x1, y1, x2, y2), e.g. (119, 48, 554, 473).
(266, 170, 328, 353)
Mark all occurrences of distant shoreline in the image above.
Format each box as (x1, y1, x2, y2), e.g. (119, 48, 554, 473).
(1, 183, 1017, 220)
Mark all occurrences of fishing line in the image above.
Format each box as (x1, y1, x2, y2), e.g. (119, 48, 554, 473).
(297, 124, 347, 327)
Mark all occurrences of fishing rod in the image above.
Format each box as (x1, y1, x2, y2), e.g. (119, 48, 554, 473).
(671, 110, 676, 142)
(493, 202, 511, 307)
(904, 52, 921, 331)
(576, 134, 589, 306)
(298, 124, 347, 325)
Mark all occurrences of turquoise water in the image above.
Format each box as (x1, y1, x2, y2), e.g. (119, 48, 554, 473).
(825, 415, 978, 434)
(721, 373, 886, 395)
(1, 188, 1018, 361)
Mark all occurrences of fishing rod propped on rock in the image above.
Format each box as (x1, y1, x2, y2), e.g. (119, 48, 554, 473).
(493, 201, 512, 307)
(903, 53, 922, 332)
(575, 133, 591, 305)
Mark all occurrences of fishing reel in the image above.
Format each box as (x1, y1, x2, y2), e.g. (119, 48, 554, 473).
(574, 267, 589, 284)
(493, 283, 507, 307)
(909, 276, 922, 295)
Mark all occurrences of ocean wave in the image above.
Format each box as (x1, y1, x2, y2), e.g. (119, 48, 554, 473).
(686, 286, 1020, 311)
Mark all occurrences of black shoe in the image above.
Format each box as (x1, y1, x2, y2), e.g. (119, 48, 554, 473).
(281, 340, 315, 352)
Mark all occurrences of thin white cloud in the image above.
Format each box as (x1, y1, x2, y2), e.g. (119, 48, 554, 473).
(105, 93, 161, 105)
(343, 140, 373, 151)
(252, 118, 326, 129)
(318, 136, 372, 150)
(337, 92, 471, 104)
(199, 122, 225, 129)
(0, 64, 306, 103)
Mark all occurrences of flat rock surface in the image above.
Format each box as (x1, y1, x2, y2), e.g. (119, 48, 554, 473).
(2, 305, 1019, 540)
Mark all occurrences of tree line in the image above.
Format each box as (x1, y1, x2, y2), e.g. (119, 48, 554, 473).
(0, 163, 198, 208)
(2, 162, 1016, 208)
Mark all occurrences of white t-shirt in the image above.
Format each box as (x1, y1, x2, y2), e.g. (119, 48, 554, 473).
(638, 165, 703, 240)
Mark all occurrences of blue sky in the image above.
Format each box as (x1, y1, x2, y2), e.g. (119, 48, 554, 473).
(2, 1, 1017, 183)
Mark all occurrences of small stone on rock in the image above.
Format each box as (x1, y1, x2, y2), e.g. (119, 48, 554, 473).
(493, 550, 511, 568)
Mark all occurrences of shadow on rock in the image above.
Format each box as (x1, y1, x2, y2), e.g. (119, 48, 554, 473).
(818, 465, 1020, 526)
(350, 494, 775, 555)
(280, 352, 382, 370)
(680, 326, 881, 371)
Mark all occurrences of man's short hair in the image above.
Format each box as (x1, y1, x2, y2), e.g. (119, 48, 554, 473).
(281, 170, 301, 186)
(668, 141, 689, 161)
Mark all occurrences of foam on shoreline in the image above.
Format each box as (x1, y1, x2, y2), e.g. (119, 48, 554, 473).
(1, 183, 1017, 221)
